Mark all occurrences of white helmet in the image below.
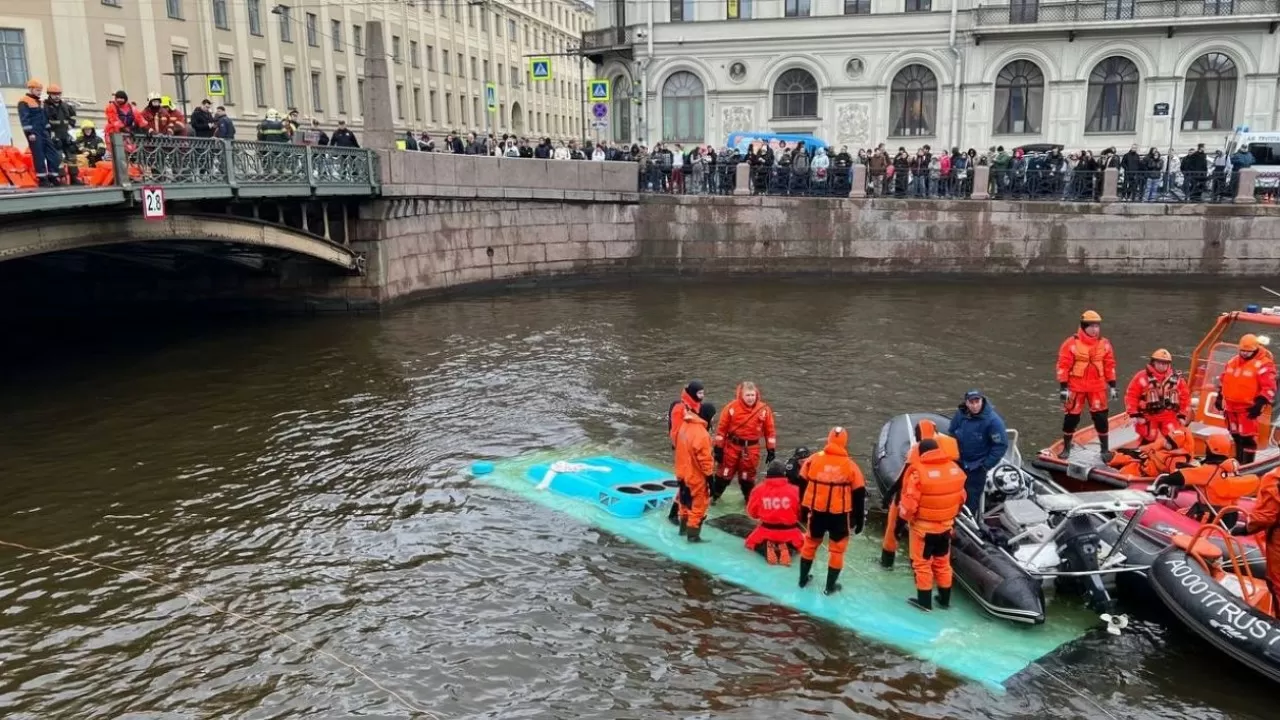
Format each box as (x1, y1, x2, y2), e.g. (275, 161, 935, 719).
(266, 108, 280, 120)
(147, 90, 162, 102)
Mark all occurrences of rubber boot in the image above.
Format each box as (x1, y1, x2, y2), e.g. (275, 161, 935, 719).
(765, 543, 779, 565)
(936, 586, 952, 609)
(823, 567, 842, 596)
(879, 548, 896, 569)
(798, 558, 813, 588)
(778, 544, 792, 567)
(740, 479, 755, 504)
(1098, 433, 1114, 464)
(667, 501, 680, 526)
(1057, 434, 1073, 460)
(686, 525, 703, 543)
(678, 516, 688, 536)
(908, 589, 933, 612)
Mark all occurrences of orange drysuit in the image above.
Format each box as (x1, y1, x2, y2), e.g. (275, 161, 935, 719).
(882, 419, 959, 562)
(714, 383, 777, 496)
(1057, 329, 1117, 414)
(798, 427, 866, 594)
(1217, 347, 1276, 445)
(669, 387, 701, 448)
(1107, 427, 1194, 478)
(1246, 469, 1280, 613)
(1125, 363, 1191, 442)
(674, 409, 715, 534)
(900, 444, 967, 594)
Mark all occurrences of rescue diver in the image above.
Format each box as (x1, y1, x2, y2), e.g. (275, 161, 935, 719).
(948, 390, 1008, 517)
(899, 438, 967, 611)
(1245, 467, 1280, 615)
(1152, 433, 1258, 531)
(1057, 310, 1119, 463)
(712, 381, 777, 504)
(744, 461, 805, 566)
(667, 381, 706, 524)
(1125, 348, 1190, 443)
(798, 427, 867, 595)
(1214, 333, 1276, 464)
(674, 401, 716, 543)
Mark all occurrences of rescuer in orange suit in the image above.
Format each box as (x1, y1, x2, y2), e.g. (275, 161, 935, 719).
(744, 461, 805, 566)
(667, 380, 705, 524)
(899, 438, 968, 612)
(1057, 310, 1119, 462)
(1108, 425, 1195, 478)
(1246, 468, 1280, 615)
(1125, 348, 1190, 443)
(674, 404, 716, 543)
(880, 419, 959, 569)
(712, 381, 777, 504)
(798, 427, 867, 595)
(1153, 433, 1258, 531)
(1215, 334, 1277, 464)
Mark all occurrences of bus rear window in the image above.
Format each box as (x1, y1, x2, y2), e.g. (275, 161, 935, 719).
(1247, 143, 1280, 165)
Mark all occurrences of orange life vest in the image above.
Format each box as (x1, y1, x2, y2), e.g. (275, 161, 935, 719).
(1182, 459, 1260, 507)
(1220, 349, 1276, 405)
(1140, 369, 1184, 413)
(901, 448, 967, 533)
(800, 447, 864, 514)
(1068, 337, 1108, 379)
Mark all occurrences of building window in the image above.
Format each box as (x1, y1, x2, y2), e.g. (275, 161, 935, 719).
(496, 14, 502, 36)
(1203, 0, 1234, 15)
(1102, 0, 1134, 19)
(218, 58, 233, 103)
(889, 63, 938, 136)
(510, 65, 518, 86)
(1085, 56, 1139, 133)
(253, 62, 266, 106)
(468, 5, 475, 26)
(213, 0, 230, 29)
(612, 76, 631, 143)
(353, 25, 363, 55)
(396, 84, 404, 119)
(483, 59, 490, 82)
(509, 19, 517, 38)
(1183, 52, 1237, 131)
(0, 29, 29, 87)
(784, 0, 810, 16)
(661, 71, 704, 143)
(469, 56, 477, 79)
(498, 62, 504, 85)
(247, 0, 262, 35)
(331, 19, 342, 50)
(480, 9, 488, 31)
(472, 96, 479, 126)
(278, 6, 292, 42)
(430, 90, 438, 122)
(392, 36, 402, 63)
(283, 67, 296, 110)
(410, 40, 420, 68)
(306, 13, 318, 46)
(357, 78, 365, 113)
(167, 0, 183, 19)
(1009, 0, 1038, 22)
(670, 0, 693, 20)
(905, 0, 931, 10)
(772, 68, 818, 119)
(726, 0, 753, 15)
(442, 52, 450, 75)
(427, 45, 435, 71)
(413, 88, 422, 121)
(994, 60, 1044, 134)
(458, 53, 464, 77)
(446, 92, 453, 123)
(311, 71, 323, 112)
(843, 0, 870, 12)
(336, 75, 346, 113)
(462, 96, 468, 125)
(103, 0, 121, 6)
(171, 53, 188, 104)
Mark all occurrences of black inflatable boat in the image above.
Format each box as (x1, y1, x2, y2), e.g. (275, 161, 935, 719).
(872, 412, 1164, 625)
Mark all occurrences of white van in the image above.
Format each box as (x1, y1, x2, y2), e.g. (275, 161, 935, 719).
(1227, 131, 1280, 189)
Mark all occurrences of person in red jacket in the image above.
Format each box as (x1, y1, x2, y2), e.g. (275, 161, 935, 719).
(744, 461, 805, 566)
(1057, 310, 1118, 462)
(1215, 334, 1277, 463)
(1246, 468, 1280, 614)
(712, 381, 778, 504)
(1124, 348, 1190, 443)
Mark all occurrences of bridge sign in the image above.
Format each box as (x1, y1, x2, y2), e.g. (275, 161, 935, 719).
(528, 56, 552, 81)
(142, 185, 166, 221)
(206, 75, 226, 97)
(588, 79, 610, 103)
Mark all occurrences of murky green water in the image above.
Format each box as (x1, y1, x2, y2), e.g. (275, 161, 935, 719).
(0, 279, 1271, 719)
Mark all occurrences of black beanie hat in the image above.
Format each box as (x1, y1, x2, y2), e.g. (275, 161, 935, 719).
(765, 460, 787, 478)
(686, 380, 704, 398)
(698, 401, 717, 426)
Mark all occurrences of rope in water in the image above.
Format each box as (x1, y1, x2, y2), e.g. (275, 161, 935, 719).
(1031, 663, 1120, 720)
(0, 539, 440, 720)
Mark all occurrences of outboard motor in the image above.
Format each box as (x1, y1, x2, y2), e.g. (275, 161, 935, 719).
(1054, 515, 1116, 614)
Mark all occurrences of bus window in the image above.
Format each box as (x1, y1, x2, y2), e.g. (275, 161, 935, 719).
(1247, 143, 1280, 165)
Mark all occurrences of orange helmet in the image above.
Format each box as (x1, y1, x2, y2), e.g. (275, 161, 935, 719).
(827, 426, 848, 448)
(1205, 433, 1234, 458)
(1150, 348, 1172, 362)
(1240, 334, 1260, 352)
(25, 78, 42, 90)
(1165, 427, 1193, 454)
(1081, 310, 1102, 323)
(47, 83, 61, 94)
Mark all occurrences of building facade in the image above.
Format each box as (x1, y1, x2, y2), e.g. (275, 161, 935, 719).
(2, 0, 592, 145)
(586, 0, 1280, 153)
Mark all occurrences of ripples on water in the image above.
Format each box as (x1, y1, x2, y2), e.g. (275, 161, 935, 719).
(0, 279, 1272, 719)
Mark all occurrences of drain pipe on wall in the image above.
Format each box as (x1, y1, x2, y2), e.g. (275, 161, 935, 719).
(644, 0, 655, 145)
(948, 0, 963, 149)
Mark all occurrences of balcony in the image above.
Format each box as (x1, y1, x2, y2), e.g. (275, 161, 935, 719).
(974, 0, 1280, 30)
(582, 25, 638, 61)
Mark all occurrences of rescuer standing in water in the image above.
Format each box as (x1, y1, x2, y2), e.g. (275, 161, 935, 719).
(798, 427, 866, 595)
(1057, 310, 1118, 463)
(1215, 334, 1276, 464)
(898, 437, 967, 611)
(712, 381, 777, 504)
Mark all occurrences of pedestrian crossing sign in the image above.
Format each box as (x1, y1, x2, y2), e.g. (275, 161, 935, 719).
(529, 56, 552, 81)
(206, 75, 226, 97)
(485, 82, 497, 111)
(588, 79, 610, 103)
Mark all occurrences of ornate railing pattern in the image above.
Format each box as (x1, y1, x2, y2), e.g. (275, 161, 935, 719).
(581, 26, 639, 52)
(975, 0, 1280, 25)
(111, 134, 379, 192)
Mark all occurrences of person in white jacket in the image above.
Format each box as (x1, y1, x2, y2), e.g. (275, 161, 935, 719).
(592, 144, 606, 161)
(553, 141, 570, 160)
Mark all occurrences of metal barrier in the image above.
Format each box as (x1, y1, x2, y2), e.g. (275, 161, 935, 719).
(975, 0, 1280, 26)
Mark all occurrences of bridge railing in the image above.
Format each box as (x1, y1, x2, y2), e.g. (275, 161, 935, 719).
(110, 134, 380, 199)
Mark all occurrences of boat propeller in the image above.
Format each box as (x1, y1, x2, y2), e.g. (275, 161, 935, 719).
(1099, 612, 1130, 636)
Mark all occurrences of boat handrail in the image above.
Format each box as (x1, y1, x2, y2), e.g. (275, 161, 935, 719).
(1187, 517, 1266, 609)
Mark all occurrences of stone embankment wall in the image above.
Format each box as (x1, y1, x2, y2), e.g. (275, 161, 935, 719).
(348, 152, 1280, 306)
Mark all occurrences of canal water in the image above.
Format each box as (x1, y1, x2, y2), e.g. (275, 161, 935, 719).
(0, 279, 1271, 719)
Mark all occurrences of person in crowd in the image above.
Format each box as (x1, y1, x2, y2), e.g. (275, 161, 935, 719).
(18, 79, 64, 186)
(1057, 310, 1118, 462)
(744, 461, 805, 566)
(1153, 433, 1258, 530)
(43, 84, 80, 185)
(1181, 143, 1208, 202)
(798, 427, 866, 595)
(330, 120, 359, 147)
(257, 108, 288, 142)
(104, 90, 137, 142)
(284, 108, 301, 140)
(213, 106, 235, 139)
(712, 382, 777, 504)
(1124, 348, 1190, 443)
(674, 400, 716, 543)
(948, 390, 1008, 516)
(190, 99, 216, 138)
(1215, 333, 1277, 463)
(1246, 467, 1280, 612)
(898, 437, 967, 612)
(75, 120, 106, 168)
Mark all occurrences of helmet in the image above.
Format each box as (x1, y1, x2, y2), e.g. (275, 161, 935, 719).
(147, 91, 162, 102)
(1240, 334, 1260, 352)
(1205, 433, 1234, 458)
(79, 119, 95, 130)
(1150, 348, 1173, 362)
(47, 84, 61, 94)
(161, 95, 172, 108)
(26, 78, 42, 90)
(267, 108, 280, 120)
(1081, 310, 1103, 324)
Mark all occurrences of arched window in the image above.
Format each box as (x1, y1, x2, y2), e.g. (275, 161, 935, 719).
(993, 60, 1044, 134)
(661, 71, 704, 143)
(1085, 56, 1139, 133)
(611, 76, 632, 143)
(772, 68, 818, 119)
(889, 64, 937, 137)
(511, 101, 523, 133)
(1182, 53, 1237, 131)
